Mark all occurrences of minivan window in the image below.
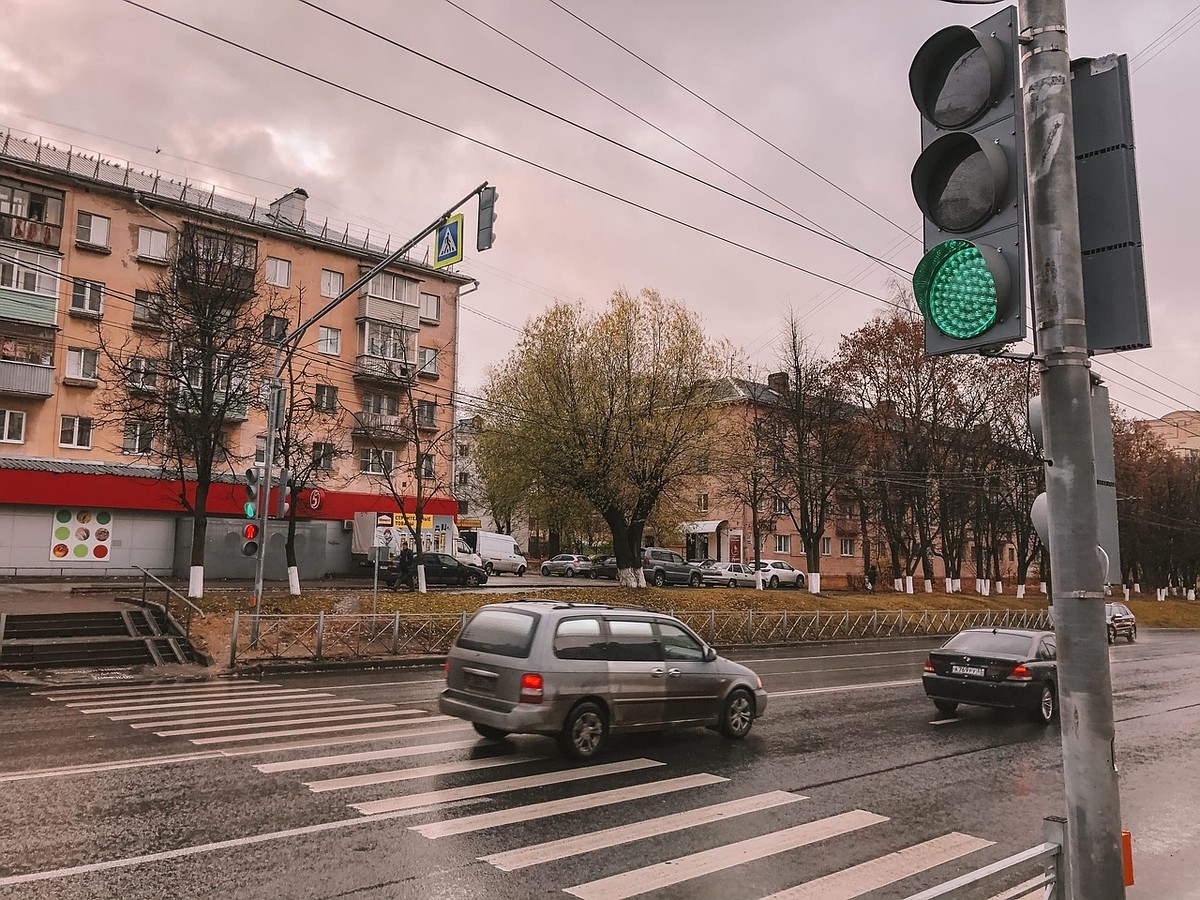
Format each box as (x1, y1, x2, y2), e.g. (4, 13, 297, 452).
(658, 623, 705, 661)
(606, 619, 661, 661)
(554, 617, 606, 660)
(456, 609, 538, 658)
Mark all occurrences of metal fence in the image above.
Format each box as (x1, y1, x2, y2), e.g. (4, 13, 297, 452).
(228, 607, 1052, 667)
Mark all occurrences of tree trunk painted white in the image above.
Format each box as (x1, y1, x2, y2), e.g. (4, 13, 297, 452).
(189, 565, 204, 599)
(904, 576, 914, 594)
(1016, 584, 1026, 599)
(953, 578, 962, 593)
(416, 565, 428, 593)
(1134, 582, 1141, 593)
(981, 579, 991, 597)
(809, 572, 820, 594)
(996, 580, 1003, 594)
(617, 567, 645, 588)
(756, 571, 765, 590)
(1039, 581, 1047, 594)
(1188, 589, 1195, 601)
(924, 579, 933, 593)
(1123, 586, 1130, 601)
(288, 566, 300, 596)
(894, 578, 903, 592)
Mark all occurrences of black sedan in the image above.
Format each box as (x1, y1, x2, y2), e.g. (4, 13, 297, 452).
(385, 553, 488, 589)
(1105, 602, 1137, 643)
(922, 628, 1058, 724)
(591, 556, 619, 580)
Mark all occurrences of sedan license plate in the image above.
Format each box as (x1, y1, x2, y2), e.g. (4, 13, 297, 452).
(951, 664, 986, 678)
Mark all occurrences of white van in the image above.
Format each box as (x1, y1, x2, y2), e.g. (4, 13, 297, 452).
(462, 530, 527, 576)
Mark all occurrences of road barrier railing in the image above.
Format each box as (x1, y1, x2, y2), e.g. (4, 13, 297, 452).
(228, 607, 1052, 667)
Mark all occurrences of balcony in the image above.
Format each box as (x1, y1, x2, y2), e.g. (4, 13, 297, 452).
(351, 411, 409, 441)
(0, 214, 61, 250)
(0, 359, 53, 398)
(357, 296, 418, 329)
(354, 354, 412, 385)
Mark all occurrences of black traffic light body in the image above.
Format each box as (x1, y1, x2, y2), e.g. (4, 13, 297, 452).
(910, 5, 1027, 356)
(275, 469, 292, 519)
(477, 186, 498, 252)
(241, 467, 261, 557)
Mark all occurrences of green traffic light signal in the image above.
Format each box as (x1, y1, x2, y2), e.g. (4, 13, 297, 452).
(244, 500, 256, 518)
(914, 239, 1011, 340)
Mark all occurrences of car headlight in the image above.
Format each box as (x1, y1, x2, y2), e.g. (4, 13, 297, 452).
(756, 675, 763, 689)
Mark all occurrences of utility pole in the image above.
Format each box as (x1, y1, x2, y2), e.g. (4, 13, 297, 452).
(1018, 2, 1126, 896)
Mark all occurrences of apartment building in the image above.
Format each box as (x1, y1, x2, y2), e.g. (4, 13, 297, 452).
(0, 128, 470, 577)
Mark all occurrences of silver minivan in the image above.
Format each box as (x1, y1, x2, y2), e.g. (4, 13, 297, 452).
(439, 601, 768, 759)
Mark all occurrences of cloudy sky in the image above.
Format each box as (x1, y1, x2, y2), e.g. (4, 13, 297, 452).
(4, 0, 1197, 422)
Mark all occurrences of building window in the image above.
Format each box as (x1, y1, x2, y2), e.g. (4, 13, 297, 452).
(772, 496, 789, 515)
(137, 226, 169, 261)
(456, 470, 469, 487)
(0, 409, 25, 443)
(774, 534, 791, 554)
(128, 356, 159, 391)
(418, 347, 439, 376)
(419, 292, 441, 321)
(419, 453, 435, 479)
(321, 268, 344, 299)
(697, 493, 709, 513)
(133, 290, 163, 325)
(123, 421, 153, 455)
(821, 537, 832, 556)
(59, 415, 93, 449)
(360, 447, 394, 474)
(312, 442, 335, 470)
(1008, 547, 1016, 562)
(840, 538, 854, 557)
(75, 212, 110, 248)
(0, 179, 64, 225)
(315, 384, 339, 412)
(70, 279, 104, 315)
(365, 322, 411, 362)
(317, 326, 341, 355)
(262, 315, 288, 343)
(265, 257, 291, 288)
(0, 244, 60, 296)
(66, 347, 99, 380)
(362, 393, 398, 416)
(367, 271, 410, 304)
(416, 399, 437, 427)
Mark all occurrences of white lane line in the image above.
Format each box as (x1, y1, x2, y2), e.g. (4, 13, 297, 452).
(155, 709, 426, 737)
(0, 751, 225, 783)
(0, 801, 488, 887)
(320, 679, 446, 689)
(72, 691, 325, 714)
(413, 773, 727, 840)
(306, 753, 547, 792)
(188, 715, 453, 746)
(126, 701, 385, 728)
(481, 789, 803, 870)
(112, 697, 367, 722)
(218, 723, 474, 756)
(255, 738, 481, 773)
(63, 688, 303, 708)
(769, 679, 921, 699)
(38, 683, 280, 701)
(759, 831, 994, 899)
(564, 809, 889, 900)
(354, 757, 664, 816)
(929, 718, 960, 726)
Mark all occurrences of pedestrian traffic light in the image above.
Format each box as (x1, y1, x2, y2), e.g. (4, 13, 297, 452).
(241, 522, 260, 558)
(909, 6, 1026, 355)
(477, 185, 498, 252)
(241, 468, 260, 557)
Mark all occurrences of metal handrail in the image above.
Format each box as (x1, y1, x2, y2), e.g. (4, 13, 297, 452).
(134, 565, 205, 640)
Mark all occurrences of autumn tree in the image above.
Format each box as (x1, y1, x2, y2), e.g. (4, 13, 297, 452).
(481, 288, 723, 586)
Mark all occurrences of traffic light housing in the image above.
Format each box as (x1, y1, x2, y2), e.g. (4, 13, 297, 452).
(275, 469, 292, 519)
(910, 6, 1026, 355)
(241, 467, 260, 557)
(477, 186, 498, 252)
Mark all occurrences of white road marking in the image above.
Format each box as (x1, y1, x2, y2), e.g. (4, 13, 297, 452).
(353, 757, 664, 815)
(319, 679, 446, 689)
(218, 723, 473, 756)
(126, 701, 385, 728)
(155, 709, 425, 737)
(72, 690, 325, 714)
(37, 682, 279, 700)
(255, 738, 481, 773)
(187, 715, 453, 745)
(758, 831, 994, 899)
(564, 809, 889, 900)
(929, 718, 960, 726)
(112, 697, 368, 722)
(305, 753, 546, 792)
(481, 789, 802, 870)
(769, 679, 921, 699)
(0, 801, 488, 887)
(0, 751, 225, 783)
(413, 772, 727, 840)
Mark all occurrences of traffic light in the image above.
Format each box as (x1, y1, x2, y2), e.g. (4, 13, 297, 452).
(909, 6, 1026, 355)
(241, 467, 260, 557)
(477, 186, 498, 252)
(275, 469, 291, 519)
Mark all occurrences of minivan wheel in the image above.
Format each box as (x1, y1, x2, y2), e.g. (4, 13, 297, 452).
(720, 689, 755, 739)
(652, 571, 666, 587)
(1107, 626, 1116, 644)
(484, 562, 494, 576)
(473, 723, 509, 741)
(1127, 625, 1137, 643)
(517, 565, 526, 576)
(1032, 683, 1057, 725)
(559, 702, 607, 760)
(541, 566, 550, 576)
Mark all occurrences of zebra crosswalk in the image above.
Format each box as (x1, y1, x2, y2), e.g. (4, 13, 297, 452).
(25, 678, 1010, 898)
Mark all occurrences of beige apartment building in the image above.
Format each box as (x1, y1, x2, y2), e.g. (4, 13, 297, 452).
(0, 128, 470, 577)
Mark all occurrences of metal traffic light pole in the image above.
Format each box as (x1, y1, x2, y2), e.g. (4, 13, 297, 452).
(1017, 2, 1126, 896)
(249, 182, 489, 644)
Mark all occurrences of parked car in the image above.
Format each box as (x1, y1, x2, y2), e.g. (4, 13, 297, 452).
(540, 554, 593, 577)
(1105, 602, 1137, 643)
(688, 558, 718, 569)
(439, 601, 769, 759)
(385, 552, 489, 588)
(642, 547, 702, 587)
(591, 556, 619, 580)
(922, 628, 1058, 724)
(701, 562, 758, 588)
(754, 559, 805, 589)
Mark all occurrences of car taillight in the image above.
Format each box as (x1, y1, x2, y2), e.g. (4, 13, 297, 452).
(1007, 664, 1033, 682)
(443, 658, 450, 677)
(923, 657, 935, 673)
(519, 673, 544, 704)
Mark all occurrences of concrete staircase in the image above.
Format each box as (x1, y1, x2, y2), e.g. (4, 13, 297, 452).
(0, 607, 199, 669)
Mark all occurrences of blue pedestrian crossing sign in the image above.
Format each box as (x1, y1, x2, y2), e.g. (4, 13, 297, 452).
(433, 214, 464, 269)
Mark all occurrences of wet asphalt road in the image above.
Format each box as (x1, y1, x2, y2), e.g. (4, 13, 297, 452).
(0, 631, 1196, 900)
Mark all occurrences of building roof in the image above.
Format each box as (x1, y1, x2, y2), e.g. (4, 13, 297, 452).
(704, 376, 785, 406)
(0, 455, 238, 483)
